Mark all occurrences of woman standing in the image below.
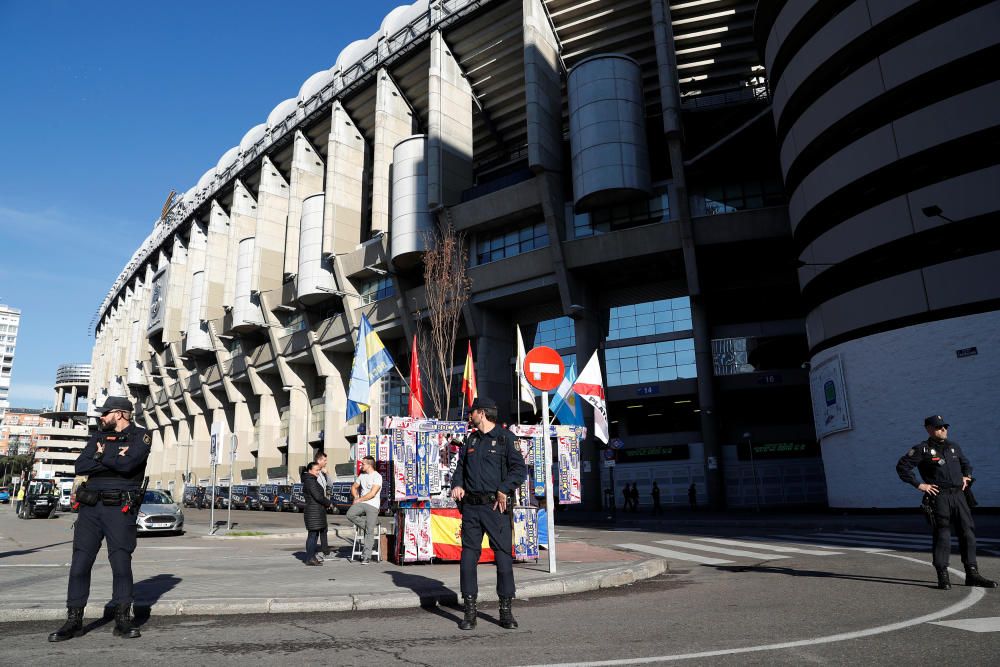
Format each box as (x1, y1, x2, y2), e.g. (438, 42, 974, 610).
(302, 462, 331, 566)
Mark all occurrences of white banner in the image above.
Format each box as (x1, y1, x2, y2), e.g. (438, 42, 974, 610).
(810, 354, 852, 438)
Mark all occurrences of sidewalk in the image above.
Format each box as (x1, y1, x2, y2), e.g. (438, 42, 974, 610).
(0, 510, 666, 622)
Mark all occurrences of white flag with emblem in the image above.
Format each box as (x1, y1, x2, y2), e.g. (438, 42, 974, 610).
(572, 350, 609, 443)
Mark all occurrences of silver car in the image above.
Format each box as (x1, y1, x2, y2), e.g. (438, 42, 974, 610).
(136, 490, 185, 534)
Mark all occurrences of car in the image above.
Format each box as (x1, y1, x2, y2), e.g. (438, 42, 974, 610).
(18, 479, 58, 519)
(198, 486, 229, 509)
(182, 485, 205, 508)
(258, 484, 292, 512)
(136, 489, 185, 534)
(329, 481, 354, 515)
(0, 486, 10, 503)
(290, 483, 306, 513)
(58, 480, 74, 511)
(230, 485, 261, 510)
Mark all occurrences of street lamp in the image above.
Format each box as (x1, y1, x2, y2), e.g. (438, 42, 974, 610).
(743, 431, 762, 512)
(283, 385, 311, 479)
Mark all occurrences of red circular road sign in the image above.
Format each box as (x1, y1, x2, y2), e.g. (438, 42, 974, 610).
(523, 346, 565, 391)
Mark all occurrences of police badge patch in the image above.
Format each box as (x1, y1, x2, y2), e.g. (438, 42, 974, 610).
(908, 448, 915, 456)
(143, 433, 152, 445)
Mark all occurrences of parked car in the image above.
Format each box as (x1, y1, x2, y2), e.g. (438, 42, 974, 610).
(230, 485, 261, 510)
(136, 489, 184, 534)
(58, 480, 74, 511)
(0, 486, 10, 503)
(182, 485, 205, 508)
(18, 479, 58, 519)
(258, 484, 292, 512)
(329, 481, 354, 515)
(290, 483, 306, 513)
(199, 486, 229, 509)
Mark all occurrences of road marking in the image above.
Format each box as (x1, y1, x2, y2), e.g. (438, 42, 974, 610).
(768, 534, 900, 550)
(929, 617, 1000, 633)
(519, 553, 986, 666)
(0, 564, 68, 568)
(654, 540, 790, 560)
(616, 543, 732, 565)
(785, 535, 926, 549)
(846, 530, 1000, 545)
(693, 538, 841, 556)
(140, 546, 219, 550)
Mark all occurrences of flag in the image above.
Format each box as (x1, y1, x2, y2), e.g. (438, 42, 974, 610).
(551, 362, 584, 426)
(515, 325, 536, 415)
(461, 341, 478, 408)
(346, 314, 395, 422)
(573, 350, 609, 443)
(408, 334, 424, 418)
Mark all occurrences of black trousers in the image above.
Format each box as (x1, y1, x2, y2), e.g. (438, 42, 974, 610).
(305, 529, 322, 561)
(320, 527, 329, 553)
(930, 488, 977, 570)
(68, 502, 138, 608)
(460, 503, 515, 598)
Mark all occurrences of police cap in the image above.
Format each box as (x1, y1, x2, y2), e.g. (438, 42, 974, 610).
(470, 396, 497, 411)
(924, 415, 949, 429)
(100, 396, 134, 414)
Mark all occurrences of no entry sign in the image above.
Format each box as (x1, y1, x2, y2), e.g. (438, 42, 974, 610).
(524, 346, 565, 391)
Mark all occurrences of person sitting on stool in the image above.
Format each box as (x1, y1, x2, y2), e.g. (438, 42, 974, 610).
(346, 456, 382, 564)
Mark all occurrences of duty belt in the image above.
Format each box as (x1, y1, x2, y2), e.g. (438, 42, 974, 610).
(463, 492, 497, 505)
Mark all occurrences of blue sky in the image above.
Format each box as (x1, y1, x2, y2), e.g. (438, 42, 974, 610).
(0, 0, 402, 408)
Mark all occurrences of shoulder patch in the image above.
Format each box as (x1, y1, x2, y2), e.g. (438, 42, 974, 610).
(143, 433, 151, 445)
(907, 448, 915, 457)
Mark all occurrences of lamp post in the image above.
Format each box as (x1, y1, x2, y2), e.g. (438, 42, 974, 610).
(743, 431, 761, 512)
(283, 386, 311, 480)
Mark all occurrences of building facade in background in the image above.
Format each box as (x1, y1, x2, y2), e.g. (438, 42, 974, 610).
(756, 0, 1000, 508)
(0, 408, 49, 458)
(89, 0, 825, 507)
(0, 304, 20, 423)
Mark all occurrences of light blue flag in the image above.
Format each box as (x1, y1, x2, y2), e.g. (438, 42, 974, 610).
(550, 363, 584, 426)
(346, 315, 396, 423)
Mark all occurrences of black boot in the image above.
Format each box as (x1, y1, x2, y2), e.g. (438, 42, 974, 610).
(498, 596, 518, 629)
(965, 565, 999, 588)
(48, 607, 84, 642)
(458, 595, 477, 630)
(936, 567, 951, 590)
(112, 604, 141, 638)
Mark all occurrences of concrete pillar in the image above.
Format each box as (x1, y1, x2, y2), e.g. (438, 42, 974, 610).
(55, 388, 64, 412)
(323, 359, 352, 468)
(182, 220, 208, 348)
(523, 0, 563, 173)
(287, 130, 326, 277)
(224, 181, 258, 312)
(465, 306, 516, 421)
(256, 389, 282, 483)
(373, 68, 414, 234)
(69, 386, 79, 412)
(428, 30, 474, 208)
(253, 156, 290, 299)
(573, 303, 605, 511)
(324, 102, 366, 255)
(203, 201, 231, 324)
(287, 385, 311, 482)
(163, 235, 189, 345)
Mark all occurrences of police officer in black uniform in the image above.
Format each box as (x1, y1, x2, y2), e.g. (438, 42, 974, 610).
(896, 415, 997, 590)
(450, 396, 527, 630)
(49, 396, 152, 641)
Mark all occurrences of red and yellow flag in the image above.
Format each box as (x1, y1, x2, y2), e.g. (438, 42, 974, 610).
(461, 341, 478, 408)
(408, 334, 424, 418)
(430, 508, 494, 562)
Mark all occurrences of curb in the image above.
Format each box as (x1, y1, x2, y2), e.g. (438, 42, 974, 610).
(0, 557, 668, 623)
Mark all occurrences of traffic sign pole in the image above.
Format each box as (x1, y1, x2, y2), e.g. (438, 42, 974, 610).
(542, 390, 557, 574)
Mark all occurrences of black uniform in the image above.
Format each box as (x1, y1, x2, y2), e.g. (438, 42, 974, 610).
(69, 423, 151, 608)
(896, 437, 976, 570)
(451, 424, 527, 598)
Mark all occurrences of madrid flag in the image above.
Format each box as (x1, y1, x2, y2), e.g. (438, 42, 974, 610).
(573, 350, 609, 443)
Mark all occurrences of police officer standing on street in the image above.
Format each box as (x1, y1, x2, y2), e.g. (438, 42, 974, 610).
(49, 396, 152, 641)
(450, 396, 527, 631)
(896, 415, 997, 591)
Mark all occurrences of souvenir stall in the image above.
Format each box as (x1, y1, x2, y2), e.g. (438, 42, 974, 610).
(360, 417, 585, 564)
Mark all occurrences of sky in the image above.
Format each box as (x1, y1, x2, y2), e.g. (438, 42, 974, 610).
(0, 0, 403, 408)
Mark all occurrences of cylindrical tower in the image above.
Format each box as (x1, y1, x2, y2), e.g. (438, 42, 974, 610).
(297, 193, 336, 305)
(757, 1, 1000, 508)
(233, 237, 263, 329)
(391, 135, 433, 268)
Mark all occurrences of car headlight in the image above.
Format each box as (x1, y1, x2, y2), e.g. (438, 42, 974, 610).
(137, 511, 147, 518)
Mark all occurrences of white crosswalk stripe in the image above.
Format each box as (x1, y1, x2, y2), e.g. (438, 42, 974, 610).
(768, 534, 896, 551)
(654, 539, 790, 560)
(617, 543, 734, 565)
(693, 538, 839, 556)
(844, 529, 1000, 546)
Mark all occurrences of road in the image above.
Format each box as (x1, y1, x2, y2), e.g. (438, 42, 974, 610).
(2, 506, 999, 665)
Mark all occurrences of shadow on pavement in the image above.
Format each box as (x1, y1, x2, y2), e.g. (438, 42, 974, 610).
(711, 564, 937, 588)
(387, 570, 465, 625)
(132, 573, 183, 626)
(0, 540, 74, 559)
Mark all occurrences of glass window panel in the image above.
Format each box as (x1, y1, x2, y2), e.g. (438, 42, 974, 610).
(606, 359, 620, 373)
(637, 343, 656, 357)
(638, 369, 658, 383)
(635, 313, 653, 326)
(678, 364, 698, 378)
(653, 299, 669, 312)
(671, 297, 690, 309)
(656, 341, 675, 353)
(620, 371, 638, 385)
(620, 357, 638, 372)
(635, 302, 653, 315)
(676, 350, 695, 365)
(657, 353, 675, 367)
(608, 372, 621, 385)
(605, 347, 619, 360)
(676, 338, 695, 351)
(637, 356, 656, 370)
(620, 327, 637, 339)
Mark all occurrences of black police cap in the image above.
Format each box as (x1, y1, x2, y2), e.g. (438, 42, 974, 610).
(100, 396, 134, 414)
(924, 415, 949, 429)
(470, 396, 497, 411)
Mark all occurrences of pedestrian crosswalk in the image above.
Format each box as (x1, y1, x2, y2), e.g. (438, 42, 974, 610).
(616, 530, 1000, 565)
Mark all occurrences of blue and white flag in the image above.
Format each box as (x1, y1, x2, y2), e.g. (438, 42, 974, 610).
(346, 314, 395, 422)
(550, 362, 583, 426)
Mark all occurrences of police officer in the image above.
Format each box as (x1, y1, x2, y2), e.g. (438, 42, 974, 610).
(450, 396, 527, 630)
(896, 415, 997, 590)
(49, 396, 152, 641)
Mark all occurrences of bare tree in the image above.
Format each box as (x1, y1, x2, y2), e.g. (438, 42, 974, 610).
(417, 215, 470, 419)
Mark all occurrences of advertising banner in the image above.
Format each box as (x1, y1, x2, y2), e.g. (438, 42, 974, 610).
(513, 506, 539, 561)
(810, 354, 852, 438)
(557, 435, 581, 504)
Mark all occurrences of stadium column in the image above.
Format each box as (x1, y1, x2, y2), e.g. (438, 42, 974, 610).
(223, 180, 258, 320)
(181, 218, 208, 346)
(162, 232, 189, 347)
(523, 0, 563, 174)
(253, 155, 289, 300)
(245, 366, 275, 485)
(288, 130, 325, 278)
(427, 29, 474, 209)
(203, 201, 231, 331)
(373, 70, 413, 235)
(313, 345, 351, 469)
(324, 101, 365, 257)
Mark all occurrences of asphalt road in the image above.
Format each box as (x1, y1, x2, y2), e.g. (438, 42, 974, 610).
(3, 508, 998, 665)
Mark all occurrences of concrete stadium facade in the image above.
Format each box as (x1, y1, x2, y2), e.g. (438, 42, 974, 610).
(756, 0, 1000, 508)
(90, 0, 823, 509)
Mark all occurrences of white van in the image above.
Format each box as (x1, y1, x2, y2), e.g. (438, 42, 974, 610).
(58, 480, 74, 511)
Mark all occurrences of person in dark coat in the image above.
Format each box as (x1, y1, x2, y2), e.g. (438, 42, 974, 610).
(302, 462, 331, 566)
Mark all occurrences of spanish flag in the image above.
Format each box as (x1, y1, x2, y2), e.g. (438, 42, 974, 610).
(430, 508, 494, 562)
(461, 341, 478, 408)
